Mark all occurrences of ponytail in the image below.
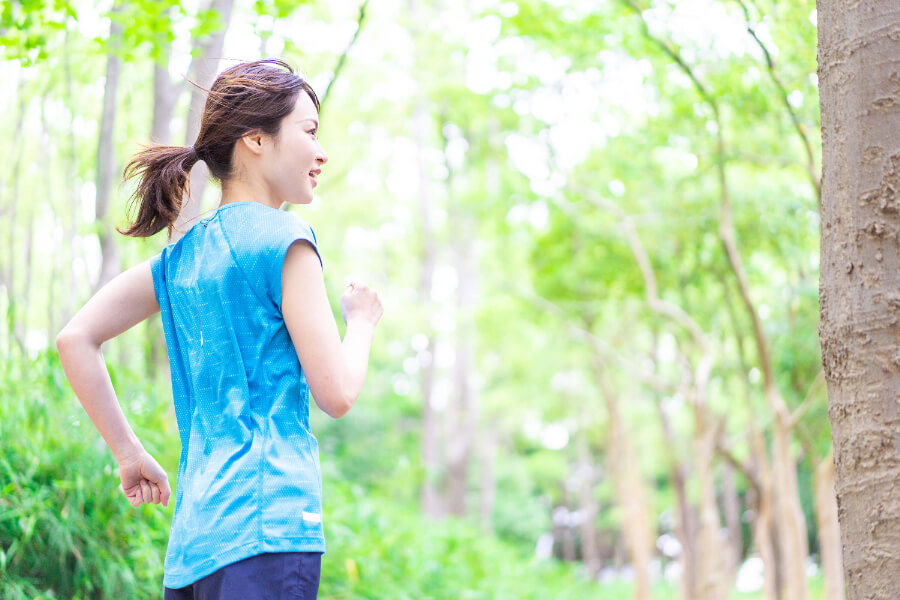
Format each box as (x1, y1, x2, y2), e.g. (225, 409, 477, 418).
(116, 144, 200, 238)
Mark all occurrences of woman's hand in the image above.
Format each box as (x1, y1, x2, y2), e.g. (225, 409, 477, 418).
(117, 450, 171, 508)
(340, 281, 384, 327)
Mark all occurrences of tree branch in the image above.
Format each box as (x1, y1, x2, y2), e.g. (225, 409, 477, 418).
(734, 0, 820, 200)
(788, 369, 825, 429)
(621, 0, 787, 417)
(319, 0, 370, 115)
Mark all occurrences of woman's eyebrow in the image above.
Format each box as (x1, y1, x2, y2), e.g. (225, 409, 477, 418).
(300, 118, 319, 127)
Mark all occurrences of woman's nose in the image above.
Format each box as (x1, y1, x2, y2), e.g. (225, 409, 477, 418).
(317, 144, 328, 165)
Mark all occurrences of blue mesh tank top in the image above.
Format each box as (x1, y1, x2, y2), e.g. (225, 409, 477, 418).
(149, 200, 326, 589)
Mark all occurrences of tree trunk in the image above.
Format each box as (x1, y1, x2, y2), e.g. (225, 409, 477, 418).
(62, 27, 79, 328)
(146, 32, 179, 382)
(92, 5, 123, 294)
(6, 73, 27, 357)
(818, 2, 900, 598)
(749, 427, 780, 600)
(722, 458, 743, 580)
(152, 54, 178, 145)
(595, 361, 652, 600)
(561, 488, 577, 562)
(771, 409, 810, 600)
(409, 0, 442, 519)
(446, 211, 477, 517)
(577, 432, 601, 578)
(814, 449, 845, 600)
(693, 406, 728, 600)
(171, 0, 235, 243)
(655, 396, 697, 600)
(479, 423, 497, 534)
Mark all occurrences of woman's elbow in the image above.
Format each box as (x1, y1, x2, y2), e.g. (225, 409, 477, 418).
(55, 326, 81, 353)
(327, 398, 354, 419)
(318, 390, 355, 419)
(56, 326, 99, 358)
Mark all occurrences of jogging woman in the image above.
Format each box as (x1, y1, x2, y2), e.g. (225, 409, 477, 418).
(55, 58, 383, 599)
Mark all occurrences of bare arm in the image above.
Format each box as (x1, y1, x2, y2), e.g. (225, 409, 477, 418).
(282, 241, 383, 418)
(55, 258, 171, 507)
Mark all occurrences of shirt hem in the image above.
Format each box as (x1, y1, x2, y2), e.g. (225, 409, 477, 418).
(163, 537, 326, 589)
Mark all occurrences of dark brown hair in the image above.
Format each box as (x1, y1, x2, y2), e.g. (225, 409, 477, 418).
(117, 58, 320, 238)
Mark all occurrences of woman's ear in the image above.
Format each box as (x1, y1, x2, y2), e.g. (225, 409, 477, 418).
(238, 131, 266, 156)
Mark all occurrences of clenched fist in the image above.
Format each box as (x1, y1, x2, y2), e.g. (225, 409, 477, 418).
(340, 281, 383, 327)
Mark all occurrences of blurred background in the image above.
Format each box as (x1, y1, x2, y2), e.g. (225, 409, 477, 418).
(0, 0, 828, 598)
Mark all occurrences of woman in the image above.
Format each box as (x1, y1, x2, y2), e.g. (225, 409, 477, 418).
(55, 59, 383, 599)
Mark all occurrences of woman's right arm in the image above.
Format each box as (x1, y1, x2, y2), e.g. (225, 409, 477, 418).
(281, 240, 383, 418)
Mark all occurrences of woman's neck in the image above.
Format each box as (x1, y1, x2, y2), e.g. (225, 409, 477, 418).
(219, 177, 281, 210)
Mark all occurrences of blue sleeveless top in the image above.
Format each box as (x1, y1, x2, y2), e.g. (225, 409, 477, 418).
(150, 201, 326, 589)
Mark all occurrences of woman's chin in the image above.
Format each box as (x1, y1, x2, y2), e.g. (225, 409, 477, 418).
(284, 195, 314, 206)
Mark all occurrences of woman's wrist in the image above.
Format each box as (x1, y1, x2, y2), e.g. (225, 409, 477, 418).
(345, 317, 377, 335)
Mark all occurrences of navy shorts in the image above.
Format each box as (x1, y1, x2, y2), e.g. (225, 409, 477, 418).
(163, 552, 322, 600)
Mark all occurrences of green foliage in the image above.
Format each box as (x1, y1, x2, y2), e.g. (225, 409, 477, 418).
(0, 0, 75, 64)
(0, 351, 172, 599)
(0, 354, 609, 599)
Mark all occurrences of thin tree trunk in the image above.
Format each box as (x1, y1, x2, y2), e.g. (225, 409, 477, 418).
(62, 26, 79, 328)
(594, 361, 652, 600)
(6, 73, 27, 357)
(446, 210, 477, 517)
(152, 41, 178, 146)
(815, 449, 845, 600)
(479, 423, 497, 534)
(92, 4, 123, 294)
(818, 2, 900, 598)
(720, 278, 781, 600)
(749, 428, 780, 600)
(655, 396, 697, 600)
(23, 192, 35, 353)
(722, 459, 743, 580)
(561, 488, 577, 562)
(147, 30, 179, 382)
(693, 406, 728, 600)
(770, 410, 809, 600)
(171, 0, 235, 243)
(409, 0, 441, 519)
(577, 432, 601, 578)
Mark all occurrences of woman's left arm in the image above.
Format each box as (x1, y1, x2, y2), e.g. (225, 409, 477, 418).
(56, 258, 170, 507)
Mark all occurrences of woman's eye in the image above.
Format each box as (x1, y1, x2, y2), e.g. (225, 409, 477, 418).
(308, 129, 318, 138)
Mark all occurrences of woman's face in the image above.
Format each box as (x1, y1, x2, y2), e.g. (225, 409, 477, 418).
(261, 92, 328, 206)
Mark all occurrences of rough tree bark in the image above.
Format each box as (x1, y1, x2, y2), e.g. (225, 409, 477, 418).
(818, 1, 900, 597)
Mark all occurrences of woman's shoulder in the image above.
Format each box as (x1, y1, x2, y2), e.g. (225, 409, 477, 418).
(220, 202, 317, 248)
